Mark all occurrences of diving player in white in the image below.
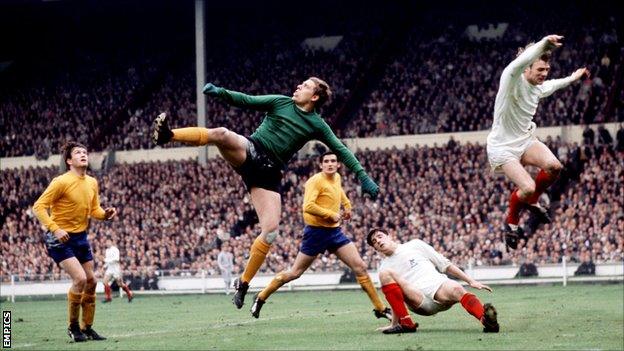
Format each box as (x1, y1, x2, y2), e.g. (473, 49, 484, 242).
(102, 238, 134, 303)
(486, 34, 590, 250)
(367, 228, 499, 334)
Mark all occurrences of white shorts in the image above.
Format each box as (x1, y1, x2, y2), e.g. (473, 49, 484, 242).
(410, 295, 453, 316)
(105, 265, 122, 281)
(409, 274, 452, 316)
(416, 274, 449, 301)
(487, 136, 539, 172)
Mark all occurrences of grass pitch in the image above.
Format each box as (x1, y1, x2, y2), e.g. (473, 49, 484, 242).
(2, 283, 623, 350)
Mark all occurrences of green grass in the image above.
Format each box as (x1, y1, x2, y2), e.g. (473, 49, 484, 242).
(2, 283, 623, 350)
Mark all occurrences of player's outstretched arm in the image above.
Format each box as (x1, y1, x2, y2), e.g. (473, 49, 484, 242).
(570, 67, 590, 81)
(500, 34, 563, 91)
(541, 67, 590, 98)
(203, 83, 284, 111)
(317, 123, 379, 199)
(445, 264, 492, 292)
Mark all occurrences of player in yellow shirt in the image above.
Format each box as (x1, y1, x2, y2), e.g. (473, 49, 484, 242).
(33, 142, 116, 342)
(250, 152, 391, 321)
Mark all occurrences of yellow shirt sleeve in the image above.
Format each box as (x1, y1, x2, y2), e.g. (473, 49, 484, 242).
(90, 178, 106, 220)
(303, 177, 337, 219)
(341, 189, 351, 211)
(33, 177, 64, 233)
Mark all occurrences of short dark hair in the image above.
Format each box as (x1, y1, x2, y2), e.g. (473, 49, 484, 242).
(319, 151, 337, 163)
(517, 43, 552, 64)
(309, 77, 332, 107)
(62, 141, 87, 167)
(366, 228, 388, 247)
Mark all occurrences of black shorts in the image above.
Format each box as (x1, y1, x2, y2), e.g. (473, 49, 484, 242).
(234, 137, 283, 193)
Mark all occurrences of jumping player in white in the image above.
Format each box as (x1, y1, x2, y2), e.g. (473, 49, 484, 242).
(486, 34, 589, 250)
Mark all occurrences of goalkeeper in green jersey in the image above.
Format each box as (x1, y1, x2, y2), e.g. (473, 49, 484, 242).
(152, 77, 379, 309)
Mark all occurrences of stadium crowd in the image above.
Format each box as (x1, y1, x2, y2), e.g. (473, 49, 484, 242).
(2, 5, 620, 157)
(2, 127, 622, 283)
(343, 16, 620, 137)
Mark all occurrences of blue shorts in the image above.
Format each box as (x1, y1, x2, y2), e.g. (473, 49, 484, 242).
(45, 231, 93, 264)
(300, 226, 351, 256)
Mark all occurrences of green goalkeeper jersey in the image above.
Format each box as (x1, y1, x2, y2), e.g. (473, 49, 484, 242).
(214, 87, 365, 173)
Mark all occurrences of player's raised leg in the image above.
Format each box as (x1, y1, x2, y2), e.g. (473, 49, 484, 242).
(152, 113, 248, 167)
(520, 140, 563, 222)
(334, 243, 391, 320)
(251, 252, 317, 318)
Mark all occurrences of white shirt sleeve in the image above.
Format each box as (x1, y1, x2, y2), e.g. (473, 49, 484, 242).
(498, 37, 550, 100)
(411, 240, 452, 273)
(540, 76, 576, 98)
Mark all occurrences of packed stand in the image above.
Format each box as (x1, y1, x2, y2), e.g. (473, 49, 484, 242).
(342, 11, 621, 137)
(2, 126, 622, 283)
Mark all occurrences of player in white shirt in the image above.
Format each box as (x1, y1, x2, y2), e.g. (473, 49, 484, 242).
(367, 228, 499, 334)
(487, 34, 589, 250)
(217, 242, 235, 295)
(102, 238, 134, 303)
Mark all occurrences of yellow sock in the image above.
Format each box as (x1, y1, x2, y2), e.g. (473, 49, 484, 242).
(241, 237, 271, 283)
(172, 127, 210, 145)
(258, 272, 287, 301)
(67, 290, 82, 326)
(356, 274, 385, 312)
(80, 293, 97, 329)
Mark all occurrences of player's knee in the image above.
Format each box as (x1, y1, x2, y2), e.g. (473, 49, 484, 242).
(282, 270, 301, 282)
(451, 285, 467, 301)
(264, 230, 279, 244)
(291, 269, 304, 280)
(352, 261, 368, 276)
(261, 221, 280, 236)
(84, 277, 97, 291)
(85, 276, 96, 287)
(519, 181, 536, 198)
(546, 161, 563, 175)
(73, 275, 87, 289)
(212, 127, 231, 142)
(378, 270, 395, 285)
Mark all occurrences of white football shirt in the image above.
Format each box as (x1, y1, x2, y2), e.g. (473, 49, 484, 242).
(379, 239, 451, 290)
(487, 37, 575, 147)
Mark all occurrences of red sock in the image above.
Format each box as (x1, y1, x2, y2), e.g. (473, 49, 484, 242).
(381, 283, 416, 328)
(104, 284, 112, 300)
(526, 170, 558, 204)
(122, 284, 133, 297)
(460, 293, 484, 321)
(506, 190, 525, 225)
